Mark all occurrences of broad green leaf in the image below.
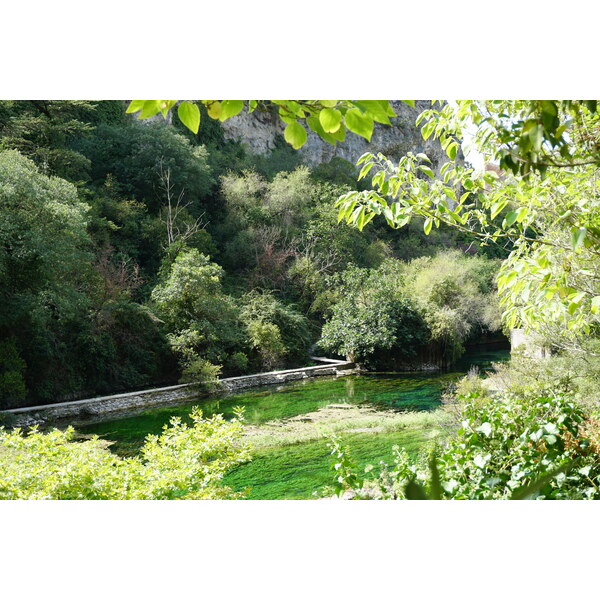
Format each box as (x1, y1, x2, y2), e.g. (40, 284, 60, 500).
(206, 101, 222, 120)
(447, 141, 458, 160)
(306, 116, 337, 145)
(529, 123, 544, 151)
(418, 165, 435, 179)
(591, 296, 600, 314)
(177, 101, 200, 134)
(503, 211, 518, 228)
(515, 206, 529, 223)
(422, 121, 435, 140)
(345, 108, 374, 141)
(510, 461, 577, 500)
(319, 108, 342, 133)
(490, 200, 508, 220)
(424, 217, 433, 235)
(354, 100, 394, 124)
(571, 226, 586, 250)
(219, 100, 244, 121)
(404, 480, 429, 500)
(401, 100, 416, 108)
(140, 100, 162, 119)
(126, 100, 145, 114)
(284, 122, 307, 149)
(330, 124, 346, 143)
(319, 100, 338, 108)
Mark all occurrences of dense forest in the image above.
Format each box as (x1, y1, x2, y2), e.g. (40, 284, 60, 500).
(2, 98, 600, 503)
(0, 100, 504, 409)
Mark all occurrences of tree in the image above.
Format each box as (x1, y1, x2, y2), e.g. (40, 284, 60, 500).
(334, 100, 600, 354)
(0, 100, 100, 181)
(151, 248, 245, 379)
(318, 252, 500, 368)
(318, 263, 427, 366)
(77, 120, 214, 214)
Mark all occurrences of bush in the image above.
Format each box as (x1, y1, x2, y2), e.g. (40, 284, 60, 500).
(180, 358, 222, 389)
(319, 251, 502, 368)
(328, 390, 600, 500)
(0, 408, 250, 499)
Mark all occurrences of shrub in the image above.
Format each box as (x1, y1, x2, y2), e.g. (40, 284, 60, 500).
(327, 390, 600, 500)
(0, 408, 249, 500)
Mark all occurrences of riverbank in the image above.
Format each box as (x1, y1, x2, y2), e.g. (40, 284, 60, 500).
(2, 359, 356, 427)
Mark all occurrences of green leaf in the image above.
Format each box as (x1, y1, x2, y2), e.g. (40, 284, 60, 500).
(219, 100, 244, 121)
(319, 108, 342, 133)
(344, 108, 374, 141)
(447, 141, 458, 160)
(306, 116, 336, 145)
(177, 101, 200, 134)
(490, 200, 508, 220)
(571, 227, 586, 250)
(503, 211, 518, 228)
(529, 123, 544, 151)
(401, 100, 416, 108)
(422, 121, 435, 140)
(404, 480, 429, 500)
(510, 461, 577, 500)
(139, 100, 162, 119)
(428, 454, 443, 500)
(284, 122, 307, 149)
(591, 296, 600, 314)
(418, 165, 435, 179)
(354, 100, 394, 124)
(424, 217, 433, 235)
(126, 100, 145, 114)
(515, 206, 529, 223)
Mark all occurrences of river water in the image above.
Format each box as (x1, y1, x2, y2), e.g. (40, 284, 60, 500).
(78, 346, 509, 499)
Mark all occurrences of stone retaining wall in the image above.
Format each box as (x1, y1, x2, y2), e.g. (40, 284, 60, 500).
(2, 361, 355, 427)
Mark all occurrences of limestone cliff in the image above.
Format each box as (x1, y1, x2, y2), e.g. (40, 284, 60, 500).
(220, 100, 449, 170)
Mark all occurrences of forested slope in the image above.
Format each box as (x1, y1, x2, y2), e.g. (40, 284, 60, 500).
(0, 101, 503, 409)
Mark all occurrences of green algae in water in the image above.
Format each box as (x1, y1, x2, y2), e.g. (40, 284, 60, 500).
(76, 347, 510, 497)
(79, 373, 453, 456)
(223, 428, 436, 500)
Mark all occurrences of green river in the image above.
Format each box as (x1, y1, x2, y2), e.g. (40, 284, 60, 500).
(78, 347, 509, 499)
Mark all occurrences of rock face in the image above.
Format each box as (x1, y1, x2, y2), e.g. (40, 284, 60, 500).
(220, 100, 449, 170)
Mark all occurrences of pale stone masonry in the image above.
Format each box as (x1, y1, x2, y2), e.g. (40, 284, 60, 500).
(2, 361, 355, 427)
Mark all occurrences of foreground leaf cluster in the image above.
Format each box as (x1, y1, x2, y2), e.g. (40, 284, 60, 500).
(328, 390, 600, 500)
(0, 408, 250, 499)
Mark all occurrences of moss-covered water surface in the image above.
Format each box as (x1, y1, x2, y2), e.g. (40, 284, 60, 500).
(78, 347, 509, 499)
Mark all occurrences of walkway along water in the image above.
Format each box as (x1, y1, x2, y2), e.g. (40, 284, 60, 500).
(2, 358, 356, 427)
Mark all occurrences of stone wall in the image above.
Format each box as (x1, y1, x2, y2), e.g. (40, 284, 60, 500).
(3, 362, 355, 427)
